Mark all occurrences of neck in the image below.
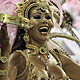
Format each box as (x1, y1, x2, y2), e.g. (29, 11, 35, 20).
(29, 38, 48, 48)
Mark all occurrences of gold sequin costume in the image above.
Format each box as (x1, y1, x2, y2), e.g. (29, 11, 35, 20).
(0, 0, 80, 80)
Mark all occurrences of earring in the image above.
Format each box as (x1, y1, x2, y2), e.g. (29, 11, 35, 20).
(23, 31, 29, 43)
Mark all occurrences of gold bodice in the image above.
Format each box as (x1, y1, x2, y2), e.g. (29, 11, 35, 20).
(14, 47, 69, 80)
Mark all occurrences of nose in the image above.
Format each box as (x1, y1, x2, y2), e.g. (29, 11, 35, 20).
(41, 16, 47, 24)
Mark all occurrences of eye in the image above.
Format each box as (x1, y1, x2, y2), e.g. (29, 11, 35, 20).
(45, 15, 51, 19)
(33, 15, 41, 19)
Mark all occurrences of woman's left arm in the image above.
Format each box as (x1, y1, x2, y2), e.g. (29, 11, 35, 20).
(57, 53, 80, 80)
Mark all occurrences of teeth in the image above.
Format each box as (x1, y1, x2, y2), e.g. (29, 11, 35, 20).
(39, 26, 49, 33)
(39, 27, 48, 30)
(41, 32, 47, 34)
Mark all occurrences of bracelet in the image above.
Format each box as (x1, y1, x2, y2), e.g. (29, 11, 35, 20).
(0, 13, 33, 29)
(0, 56, 8, 63)
(0, 70, 8, 76)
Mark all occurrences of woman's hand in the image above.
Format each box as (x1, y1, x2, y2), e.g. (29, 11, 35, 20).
(1, 23, 11, 57)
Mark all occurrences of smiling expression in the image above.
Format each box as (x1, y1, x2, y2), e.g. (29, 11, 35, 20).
(28, 7, 53, 44)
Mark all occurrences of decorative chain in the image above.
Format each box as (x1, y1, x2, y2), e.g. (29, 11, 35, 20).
(0, 70, 8, 76)
(0, 56, 8, 63)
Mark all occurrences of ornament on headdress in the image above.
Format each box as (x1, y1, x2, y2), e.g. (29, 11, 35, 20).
(0, 13, 33, 30)
(0, 0, 63, 29)
(0, 0, 53, 29)
(15, 0, 52, 18)
(15, 0, 63, 28)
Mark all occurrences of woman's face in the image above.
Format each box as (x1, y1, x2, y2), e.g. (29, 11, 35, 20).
(29, 7, 53, 44)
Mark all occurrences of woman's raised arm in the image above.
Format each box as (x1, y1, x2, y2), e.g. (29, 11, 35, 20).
(0, 23, 11, 80)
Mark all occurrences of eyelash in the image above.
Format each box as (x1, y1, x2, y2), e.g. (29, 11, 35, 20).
(33, 15, 51, 19)
(45, 15, 51, 19)
(33, 15, 41, 19)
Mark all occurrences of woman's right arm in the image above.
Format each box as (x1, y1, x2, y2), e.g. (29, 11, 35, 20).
(0, 24, 11, 80)
(8, 53, 18, 80)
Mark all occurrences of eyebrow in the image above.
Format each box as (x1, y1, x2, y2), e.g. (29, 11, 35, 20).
(32, 8, 50, 16)
(37, 8, 50, 15)
(32, 12, 50, 16)
(32, 12, 42, 15)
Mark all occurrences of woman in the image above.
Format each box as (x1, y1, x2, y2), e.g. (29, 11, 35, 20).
(0, 0, 80, 80)
(8, 1, 68, 79)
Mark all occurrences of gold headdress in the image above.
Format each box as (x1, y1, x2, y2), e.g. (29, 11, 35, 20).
(0, 0, 53, 29)
(15, 0, 52, 18)
(16, 0, 52, 21)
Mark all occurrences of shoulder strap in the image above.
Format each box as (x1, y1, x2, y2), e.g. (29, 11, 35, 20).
(10, 50, 30, 79)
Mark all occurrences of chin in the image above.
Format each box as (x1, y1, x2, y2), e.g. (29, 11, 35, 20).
(38, 36, 47, 43)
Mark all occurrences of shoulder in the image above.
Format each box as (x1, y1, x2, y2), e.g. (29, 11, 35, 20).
(8, 50, 29, 79)
(47, 39, 62, 50)
(47, 39, 71, 58)
(9, 50, 28, 66)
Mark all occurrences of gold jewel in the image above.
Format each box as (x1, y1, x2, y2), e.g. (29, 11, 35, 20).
(38, 76, 46, 80)
(21, 16, 33, 29)
(26, 43, 48, 55)
(26, 44, 38, 55)
(39, 47, 47, 54)
(0, 70, 8, 76)
(24, 31, 30, 43)
(0, 56, 8, 63)
(37, 55, 41, 59)
(26, 49, 31, 54)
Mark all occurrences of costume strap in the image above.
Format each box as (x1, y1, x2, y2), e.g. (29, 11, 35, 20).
(13, 50, 30, 79)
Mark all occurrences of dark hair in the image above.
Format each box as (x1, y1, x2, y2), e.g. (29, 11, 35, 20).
(11, 28, 26, 53)
(24, 6, 38, 19)
(11, 6, 37, 53)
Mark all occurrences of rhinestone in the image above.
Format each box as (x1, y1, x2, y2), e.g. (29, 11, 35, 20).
(41, 78, 45, 80)
(2, 71, 7, 76)
(37, 56, 41, 59)
(26, 49, 31, 53)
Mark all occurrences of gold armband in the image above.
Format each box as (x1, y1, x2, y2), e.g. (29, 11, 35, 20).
(0, 13, 33, 29)
(0, 13, 20, 25)
(0, 70, 8, 76)
(0, 56, 8, 63)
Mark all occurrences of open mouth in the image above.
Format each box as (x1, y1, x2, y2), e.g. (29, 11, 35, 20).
(38, 26, 49, 35)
